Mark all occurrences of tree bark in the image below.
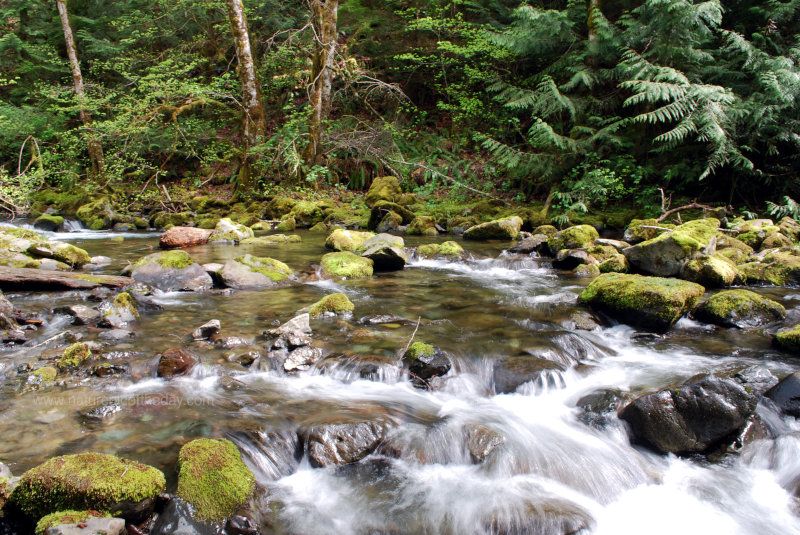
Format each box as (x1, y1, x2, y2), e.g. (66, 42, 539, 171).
(304, 0, 338, 169)
(56, 0, 104, 176)
(226, 0, 267, 194)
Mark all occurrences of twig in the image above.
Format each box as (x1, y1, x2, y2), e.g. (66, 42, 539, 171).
(27, 331, 68, 349)
(403, 316, 422, 353)
(656, 202, 718, 223)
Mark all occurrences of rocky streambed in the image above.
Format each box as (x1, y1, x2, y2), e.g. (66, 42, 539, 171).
(0, 209, 799, 534)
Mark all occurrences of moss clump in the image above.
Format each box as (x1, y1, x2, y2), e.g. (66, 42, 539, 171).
(133, 250, 195, 270)
(365, 176, 403, 207)
(240, 234, 302, 246)
(51, 244, 91, 267)
(235, 255, 292, 282)
(407, 216, 438, 236)
(276, 216, 296, 232)
(177, 438, 255, 522)
(546, 224, 599, 252)
(153, 211, 192, 230)
(694, 289, 785, 328)
(739, 251, 800, 286)
(34, 214, 64, 229)
(680, 254, 740, 288)
(32, 366, 58, 382)
(111, 292, 139, 318)
(406, 342, 435, 360)
(1, 227, 42, 241)
(288, 200, 333, 227)
(10, 453, 165, 518)
(598, 253, 628, 273)
(309, 293, 355, 318)
(417, 241, 465, 259)
(574, 264, 601, 277)
(320, 252, 374, 279)
(35, 510, 110, 535)
(775, 323, 800, 352)
(464, 216, 524, 241)
(263, 196, 296, 219)
(58, 343, 92, 369)
(76, 199, 114, 230)
(325, 229, 375, 252)
(623, 219, 676, 243)
(579, 273, 705, 332)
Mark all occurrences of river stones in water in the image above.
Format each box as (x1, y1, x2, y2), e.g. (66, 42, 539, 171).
(150, 499, 222, 535)
(464, 216, 524, 241)
(552, 248, 595, 270)
(208, 218, 254, 244)
(98, 292, 139, 329)
(765, 371, 800, 418)
(545, 224, 599, 254)
(775, 323, 800, 352)
(218, 254, 293, 290)
(402, 342, 451, 387)
(54, 304, 101, 326)
(732, 365, 779, 396)
(365, 176, 403, 207)
(308, 293, 354, 318)
(229, 430, 302, 481)
(304, 421, 391, 467)
(623, 218, 676, 244)
(159, 226, 213, 249)
(622, 218, 720, 277)
(325, 229, 374, 252)
(578, 273, 705, 332)
(130, 250, 213, 292)
(577, 388, 624, 429)
(28, 242, 92, 268)
(679, 253, 740, 288)
(492, 355, 564, 394)
(466, 424, 505, 463)
(357, 233, 408, 271)
(319, 252, 374, 279)
(619, 374, 759, 455)
(157, 348, 198, 378)
(192, 319, 221, 340)
(417, 241, 466, 260)
(10, 452, 165, 521)
(693, 289, 785, 328)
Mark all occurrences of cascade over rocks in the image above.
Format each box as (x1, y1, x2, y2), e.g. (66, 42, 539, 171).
(492, 355, 565, 394)
(623, 218, 720, 276)
(402, 342, 451, 387)
(130, 250, 213, 292)
(304, 421, 391, 467)
(157, 348, 198, 378)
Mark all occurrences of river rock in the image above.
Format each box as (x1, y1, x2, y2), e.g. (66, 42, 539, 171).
(679, 254, 740, 287)
(778, 216, 800, 241)
(416, 241, 466, 260)
(159, 226, 213, 249)
(99, 328, 135, 341)
(320, 252, 374, 280)
(29, 242, 92, 268)
(325, 229, 375, 252)
(283, 346, 325, 372)
(368, 200, 415, 229)
(578, 273, 705, 332)
(546, 225, 599, 253)
(208, 218, 254, 243)
(553, 249, 595, 270)
(623, 218, 720, 276)
(240, 234, 301, 246)
(219, 254, 293, 289)
(623, 219, 676, 243)
(157, 348, 198, 378)
(357, 233, 408, 270)
(0, 290, 12, 316)
(305, 421, 390, 467)
(732, 365, 779, 396)
(507, 234, 549, 254)
(192, 319, 221, 340)
(33, 214, 64, 231)
(738, 251, 800, 286)
(365, 176, 403, 207)
(98, 292, 139, 328)
(308, 293, 354, 318)
(595, 238, 631, 252)
(464, 216, 523, 241)
(466, 424, 505, 463)
(577, 388, 624, 429)
(402, 342, 451, 387)
(130, 250, 213, 292)
(407, 216, 438, 236)
(765, 371, 800, 418)
(694, 289, 785, 328)
(39, 513, 125, 535)
(619, 375, 758, 455)
(775, 323, 800, 352)
(10, 452, 165, 520)
(492, 355, 564, 394)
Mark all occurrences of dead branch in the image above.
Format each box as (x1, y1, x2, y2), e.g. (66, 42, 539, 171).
(656, 202, 718, 223)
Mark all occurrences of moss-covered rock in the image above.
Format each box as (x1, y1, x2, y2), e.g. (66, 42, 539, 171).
(76, 199, 116, 230)
(99, 292, 139, 329)
(325, 229, 374, 252)
(464, 216, 524, 241)
(218, 254, 293, 289)
(694, 290, 785, 328)
(579, 273, 705, 332)
(320, 252, 374, 279)
(739, 251, 800, 286)
(177, 438, 255, 522)
(623, 219, 676, 244)
(32, 214, 64, 232)
(365, 176, 403, 207)
(32, 366, 58, 383)
(368, 200, 415, 230)
(240, 234, 301, 246)
(58, 343, 92, 369)
(10, 453, 165, 519)
(208, 218, 254, 243)
(680, 254, 740, 288)
(623, 218, 720, 277)
(153, 211, 192, 230)
(546, 225, 599, 253)
(51, 243, 91, 267)
(406, 216, 438, 236)
(309, 293, 355, 318)
(574, 264, 601, 278)
(596, 253, 628, 274)
(357, 233, 408, 270)
(775, 323, 800, 352)
(276, 215, 296, 232)
(130, 251, 213, 292)
(417, 241, 466, 260)
(732, 219, 779, 248)
(778, 216, 800, 242)
(288, 200, 333, 227)
(35, 510, 111, 535)
(263, 196, 297, 219)
(760, 232, 793, 250)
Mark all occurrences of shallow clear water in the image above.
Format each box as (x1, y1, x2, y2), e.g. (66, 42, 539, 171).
(1, 223, 799, 534)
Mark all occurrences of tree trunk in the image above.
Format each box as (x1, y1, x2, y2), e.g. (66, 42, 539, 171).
(587, 0, 602, 56)
(56, 0, 104, 176)
(304, 0, 338, 170)
(226, 0, 267, 195)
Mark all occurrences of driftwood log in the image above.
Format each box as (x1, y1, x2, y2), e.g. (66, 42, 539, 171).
(0, 266, 132, 291)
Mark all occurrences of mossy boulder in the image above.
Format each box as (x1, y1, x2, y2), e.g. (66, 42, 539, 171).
(320, 252, 374, 279)
(739, 251, 800, 286)
(10, 453, 165, 519)
(365, 176, 403, 207)
(623, 218, 720, 277)
(325, 229, 374, 252)
(574, 263, 601, 278)
(416, 241, 466, 260)
(368, 200, 415, 230)
(309, 293, 355, 318)
(760, 232, 793, 250)
(732, 219, 779, 248)
(276, 215, 296, 232)
(716, 235, 754, 255)
(31, 366, 58, 384)
(598, 253, 629, 273)
(357, 233, 408, 270)
(263, 196, 297, 219)
(35, 510, 112, 535)
(546, 225, 599, 253)
(623, 219, 676, 244)
(679, 254, 740, 288)
(28, 242, 92, 268)
(33, 214, 64, 232)
(177, 438, 255, 522)
(76, 199, 116, 230)
(99, 292, 139, 329)
(375, 210, 403, 233)
(778, 216, 800, 242)
(402, 342, 451, 386)
(775, 323, 800, 352)
(130, 250, 213, 292)
(288, 200, 333, 227)
(208, 218, 254, 243)
(694, 290, 785, 328)
(240, 234, 301, 246)
(579, 273, 706, 332)
(219, 254, 293, 289)
(464, 216, 524, 241)
(406, 216, 438, 236)
(58, 343, 92, 369)
(152, 211, 192, 230)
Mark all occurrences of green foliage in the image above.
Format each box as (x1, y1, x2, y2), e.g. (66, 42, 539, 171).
(767, 196, 800, 220)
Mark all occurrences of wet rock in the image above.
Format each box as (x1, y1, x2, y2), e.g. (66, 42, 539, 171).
(365, 176, 403, 207)
(157, 348, 198, 378)
(775, 323, 800, 353)
(33, 214, 64, 231)
(82, 402, 123, 422)
(623, 218, 675, 244)
(619, 375, 758, 454)
(58, 342, 92, 369)
(91, 362, 128, 377)
(159, 226, 213, 249)
(325, 229, 375, 252)
(177, 438, 255, 521)
(319, 252, 374, 279)
(492, 355, 563, 394)
(694, 289, 785, 328)
(732, 365, 778, 397)
(680, 254, 740, 287)
(466, 424, 505, 463)
(567, 310, 602, 330)
(375, 210, 403, 233)
(407, 216, 438, 236)
(28, 242, 92, 268)
(765, 371, 800, 418)
(546, 225, 599, 253)
(308, 293, 354, 318)
(508, 234, 549, 254)
(38, 513, 125, 535)
(402, 342, 451, 386)
(357, 233, 408, 271)
(778, 216, 800, 241)
(553, 249, 595, 270)
(26, 366, 58, 389)
(623, 219, 720, 277)
(219, 254, 293, 289)
(208, 218, 254, 243)
(240, 234, 301, 246)
(268, 313, 311, 338)
(130, 250, 213, 292)
(283, 346, 325, 372)
(54, 304, 101, 325)
(579, 273, 705, 332)
(10, 453, 165, 521)
(305, 421, 390, 467)
(98, 292, 139, 328)
(594, 238, 631, 252)
(0, 290, 12, 316)
(709, 413, 773, 460)
(367, 201, 415, 228)
(416, 241, 466, 260)
(577, 388, 624, 429)
(214, 336, 250, 349)
(738, 250, 800, 286)
(150, 498, 220, 535)
(98, 328, 135, 341)
(192, 319, 220, 340)
(464, 216, 524, 241)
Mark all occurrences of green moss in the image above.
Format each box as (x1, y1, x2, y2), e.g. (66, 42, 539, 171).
(1, 227, 41, 241)
(309, 293, 355, 318)
(680, 254, 739, 287)
(438, 241, 465, 257)
(76, 199, 113, 230)
(407, 216, 438, 236)
(320, 252, 374, 279)
(58, 343, 91, 369)
(10, 453, 165, 518)
(546, 224, 599, 252)
(34, 214, 64, 228)
(739, 252, 800, 286)
(36, 510, 110, 535)
(368, 201, 415, 229)
(51, 244, 91, 267)
(0, 257, 41, 269)
(289, 200, 333, 227)
(112, 292, 139, 319)
(177, 438, 255, 521)
(133, 250, 195, 270)
(263, 196, 296, 219)
(406, 342, 435, 360)
(417, 241, 465, 259)
(464, 216, 524, 241)
(624, 219, 676, 243)
(235, 255, 292, 282)
(775, 323, 800, 352)
(365, 176, 402, 207)
(664, 219, 720, 254)
(153, 211, 192, 230)
(574, 264, 601, 277)
(325, 229, 374, 252)
(32, 366, 58, 383)
(197, 217, 220, 229)
(276, 216, 296, 232)
(694, 289, 785, 328)
(240, 234, 301, 246)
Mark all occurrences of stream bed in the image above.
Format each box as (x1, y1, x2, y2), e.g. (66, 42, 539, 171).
(1, 225, 799, 534)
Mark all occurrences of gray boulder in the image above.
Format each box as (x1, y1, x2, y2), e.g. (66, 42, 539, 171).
(218, 254, 293, 289)
(623, 219, 720, 276)
(357, 233, 408, 271)
(130, 250, 213, 292)
(305, 421, 390, 467)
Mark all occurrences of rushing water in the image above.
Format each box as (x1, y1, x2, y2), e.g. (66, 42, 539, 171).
(1, 223, 799, 534)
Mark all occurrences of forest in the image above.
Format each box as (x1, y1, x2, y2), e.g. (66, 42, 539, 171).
(2, 0, 800, 221)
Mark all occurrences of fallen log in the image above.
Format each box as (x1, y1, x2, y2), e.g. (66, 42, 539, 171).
(0, 266, 132, 291)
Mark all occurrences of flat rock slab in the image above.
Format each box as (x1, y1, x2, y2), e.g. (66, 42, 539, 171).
(0, 266, 132, 291)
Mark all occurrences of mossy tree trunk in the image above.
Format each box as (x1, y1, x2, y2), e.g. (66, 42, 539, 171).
(303, 0, 338, 172)
(56, 0, 104, 177)
(226, 0, 267, 195)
